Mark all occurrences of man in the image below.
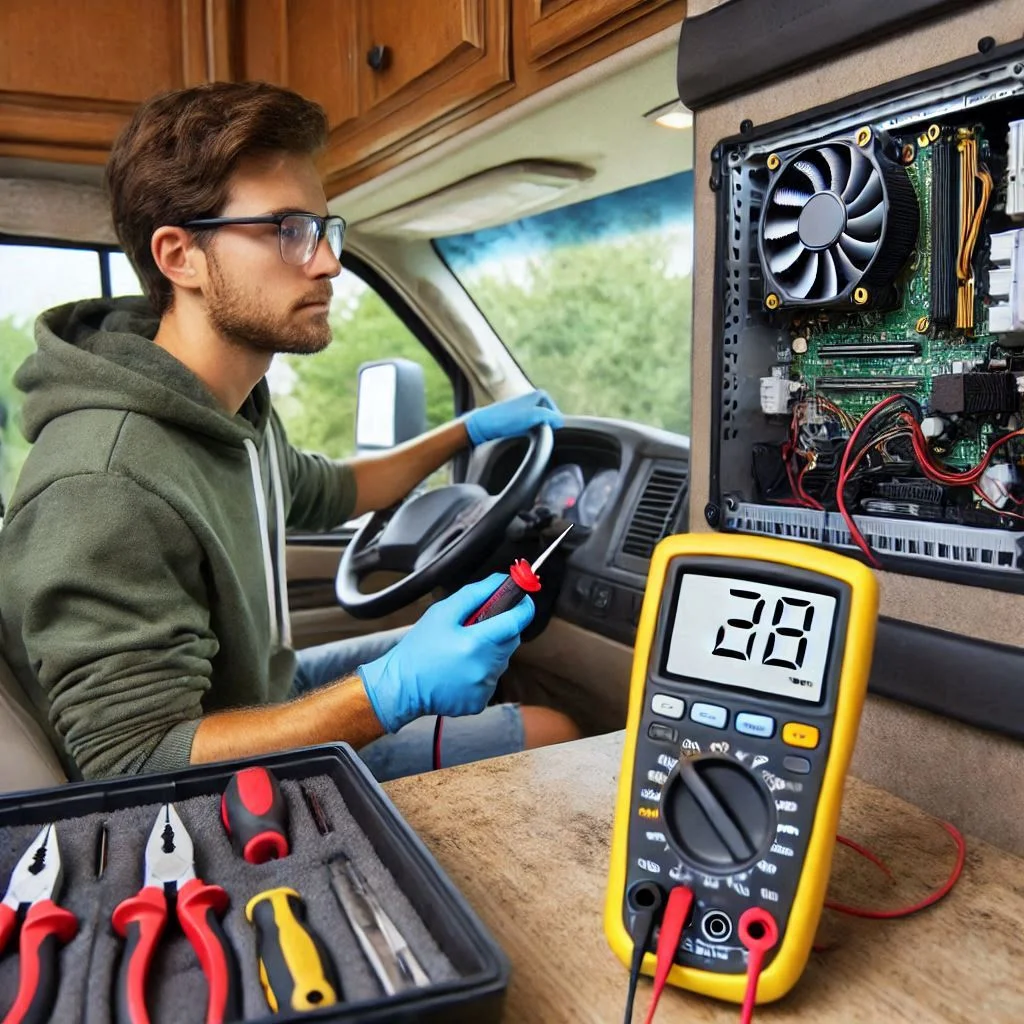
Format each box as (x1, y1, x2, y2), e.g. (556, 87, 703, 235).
(0, 81, 579, 782)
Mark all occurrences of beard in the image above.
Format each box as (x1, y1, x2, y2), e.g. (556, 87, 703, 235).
(205, 248, 333, 355)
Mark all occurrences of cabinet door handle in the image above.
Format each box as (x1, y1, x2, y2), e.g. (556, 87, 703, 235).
(366, 45, 391, 72)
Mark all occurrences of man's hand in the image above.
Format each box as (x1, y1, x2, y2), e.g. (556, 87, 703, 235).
(463, 390, 564, 446)
(358, 575, 535, 733)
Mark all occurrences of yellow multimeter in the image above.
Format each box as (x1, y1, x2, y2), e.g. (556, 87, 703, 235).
(605, 533, 878, 1005)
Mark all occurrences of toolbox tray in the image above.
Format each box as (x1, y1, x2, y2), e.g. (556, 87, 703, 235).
(0, 743, 508, 1023)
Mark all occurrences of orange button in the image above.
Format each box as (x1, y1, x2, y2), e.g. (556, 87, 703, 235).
(782, 722, 820, 749)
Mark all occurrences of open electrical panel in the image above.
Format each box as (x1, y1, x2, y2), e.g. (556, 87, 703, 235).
(709, 43, 1024, 591)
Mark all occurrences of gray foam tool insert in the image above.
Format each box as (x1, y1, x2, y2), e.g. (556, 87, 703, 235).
(0, 774, 456, 1023)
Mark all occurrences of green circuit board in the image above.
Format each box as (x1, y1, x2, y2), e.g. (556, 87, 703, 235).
(789, 133, 1000, 469)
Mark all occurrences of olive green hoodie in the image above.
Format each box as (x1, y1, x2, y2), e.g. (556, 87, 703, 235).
(0, 297, 356, 780)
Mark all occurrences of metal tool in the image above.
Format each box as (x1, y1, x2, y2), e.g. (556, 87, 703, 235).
(0, 824, 77, 1024)
(327, 853, 429, 996)
(245, 887, 339, 1013)
(112, 804, 240, 1024)
(300, 784, 331, 836)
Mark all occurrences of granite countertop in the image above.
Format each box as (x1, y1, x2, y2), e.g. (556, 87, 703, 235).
(384, 731, 1024, 1023)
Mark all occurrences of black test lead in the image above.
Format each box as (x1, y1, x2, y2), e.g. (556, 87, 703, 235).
(433, 523, 574, 770)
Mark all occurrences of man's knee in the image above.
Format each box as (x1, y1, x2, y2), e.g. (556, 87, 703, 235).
(519, 706, 582, 749)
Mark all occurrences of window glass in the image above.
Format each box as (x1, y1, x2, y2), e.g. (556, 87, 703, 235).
(270, 272, 455, 461)
(0, 244, 103, 506)
(434, 171, 693, 436)
(109, 251, 143, 296)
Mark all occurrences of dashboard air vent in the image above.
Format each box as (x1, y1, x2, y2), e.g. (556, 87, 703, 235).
(621, 465, 688, 559)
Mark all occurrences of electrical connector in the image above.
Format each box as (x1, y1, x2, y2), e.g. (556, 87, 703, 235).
(759, 376, 793, 415)
(1006, 119, 1024, 221)
(988, 228, 1024, 338)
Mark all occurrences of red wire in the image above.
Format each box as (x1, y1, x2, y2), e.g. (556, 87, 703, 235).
(834, 397, 898, 568)
(826, 820, 965, 919)
(795, 463, 825, 510)
(835, 834, 893, 878)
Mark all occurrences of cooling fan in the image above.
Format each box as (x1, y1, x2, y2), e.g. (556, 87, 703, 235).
(757, 128, 919, 309)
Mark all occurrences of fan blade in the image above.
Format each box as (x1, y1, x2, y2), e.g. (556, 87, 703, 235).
(794, 159, 827, 193)
(845, 171, 884, 218)
(762, 215, 800, 241)
(773, 186, 813, 208)
(791, 251, 820, 299)
(841, 152, 873, 204)
(820, 249, 839, 300)
(769, 240, 805, 274)
(839, 232, 877, 268)
(832, 243, 860, 287)
(846, 202, 884, 241)
(822, 146, 849, 194)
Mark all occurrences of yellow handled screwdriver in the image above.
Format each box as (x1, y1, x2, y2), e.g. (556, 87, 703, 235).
(245, 888, 339, 1013)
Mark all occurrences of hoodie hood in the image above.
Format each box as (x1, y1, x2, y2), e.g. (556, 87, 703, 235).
(16, 296, 270, 446)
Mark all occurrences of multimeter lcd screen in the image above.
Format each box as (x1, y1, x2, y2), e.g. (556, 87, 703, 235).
(665, 574, 837, 703)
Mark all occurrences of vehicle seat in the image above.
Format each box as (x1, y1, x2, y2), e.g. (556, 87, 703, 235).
(0, 652, 66, 791)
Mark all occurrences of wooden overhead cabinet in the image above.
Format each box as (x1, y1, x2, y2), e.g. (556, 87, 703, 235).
(520, 0, 680, 68)
(0, 0, 685, 191)
(0, 0, 214, 164)
(318, 0, 512, 190)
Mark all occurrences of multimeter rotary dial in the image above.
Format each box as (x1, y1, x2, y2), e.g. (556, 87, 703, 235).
(660, 754, 776, 873)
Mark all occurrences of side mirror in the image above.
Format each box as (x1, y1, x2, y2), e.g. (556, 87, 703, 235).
(355, 359, 427, 452)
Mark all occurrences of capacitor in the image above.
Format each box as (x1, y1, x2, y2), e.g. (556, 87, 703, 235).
(791, 336, 809, 354)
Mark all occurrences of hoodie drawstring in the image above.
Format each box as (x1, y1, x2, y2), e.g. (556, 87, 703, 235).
(244, 436, 291, 649)
(265, 433, 292, 648)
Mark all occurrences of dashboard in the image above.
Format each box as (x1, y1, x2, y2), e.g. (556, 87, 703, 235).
(471, 416, 691, 645)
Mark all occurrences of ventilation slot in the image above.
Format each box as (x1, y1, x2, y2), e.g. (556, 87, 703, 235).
(621, 467, 688, 559)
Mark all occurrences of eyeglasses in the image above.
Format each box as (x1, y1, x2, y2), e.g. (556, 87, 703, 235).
(180, 213, 347, 266)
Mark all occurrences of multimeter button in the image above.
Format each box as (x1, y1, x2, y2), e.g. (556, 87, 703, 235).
(689, 703, 728, 729)
(782, 722, 820, 749)
(651, 694, 685, 719)
(648, 723, 679, 744)
(783, 755, 812, 774)
(735, 713, 776, 738)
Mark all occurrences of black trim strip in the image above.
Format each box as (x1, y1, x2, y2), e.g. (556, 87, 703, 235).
(677, 0, 979, 110)
(871, 617, 1024, 740)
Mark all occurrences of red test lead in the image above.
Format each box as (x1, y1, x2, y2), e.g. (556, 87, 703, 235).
(642, 885, 694, 1024)
(737, 907, 780, 1024)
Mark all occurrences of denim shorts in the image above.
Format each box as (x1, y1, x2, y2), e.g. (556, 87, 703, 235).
(290, 628, 525, 782)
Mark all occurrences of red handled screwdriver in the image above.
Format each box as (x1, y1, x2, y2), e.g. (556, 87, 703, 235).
(465, 523, 573, 625)
(221, 766, 289, 864)
(433, 524, 573, 769)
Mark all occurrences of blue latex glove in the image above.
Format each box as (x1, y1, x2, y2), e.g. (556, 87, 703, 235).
(358, 574, 535, 733)
(464, 390, 564, 446)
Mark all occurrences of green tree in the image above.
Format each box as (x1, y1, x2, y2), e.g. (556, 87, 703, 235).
(276, 283, 454, 458)
(469, 234, 692, 435)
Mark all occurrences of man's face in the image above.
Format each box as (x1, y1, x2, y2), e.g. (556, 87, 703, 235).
(201, 152, 341, 355)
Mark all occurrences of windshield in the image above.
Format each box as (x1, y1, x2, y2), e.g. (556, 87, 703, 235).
(434, 171, 693, 435)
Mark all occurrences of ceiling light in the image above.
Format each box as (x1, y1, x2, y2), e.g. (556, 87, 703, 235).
(644, 99, 693, 131)
(355, 160, 595, 238)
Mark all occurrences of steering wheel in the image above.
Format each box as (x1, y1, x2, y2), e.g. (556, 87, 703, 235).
(335, 425, 555, 619)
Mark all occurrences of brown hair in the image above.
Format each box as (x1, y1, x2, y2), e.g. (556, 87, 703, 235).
(105, 81, 328, 315)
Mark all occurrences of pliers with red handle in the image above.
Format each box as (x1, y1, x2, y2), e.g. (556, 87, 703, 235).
(0, 824, 78, 1024)
(112, 803, 240, 1024)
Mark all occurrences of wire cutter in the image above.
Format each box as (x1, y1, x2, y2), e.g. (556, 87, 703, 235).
(0, 824, 77, 1024)
(112, 803, 240, 1024)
